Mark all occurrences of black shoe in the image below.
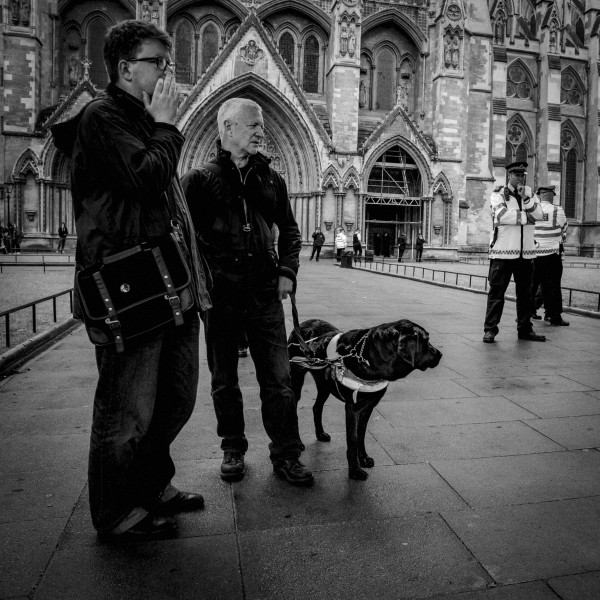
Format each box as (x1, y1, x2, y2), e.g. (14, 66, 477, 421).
(155, 490, 204, 515)
(273, 458, 314, 486)
(531, 312, 542, 320)
(549, 318, 569, 326)
(221, 451, 246, 482)
(238, 347, 248, 358)
(483, 331, 496, 344)
(100, 514, 178, 541)
(518, 331, 546, 341)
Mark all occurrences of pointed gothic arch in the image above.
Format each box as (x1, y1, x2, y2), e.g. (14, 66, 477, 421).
(343, 167, 360, 191)
(322, 166, 340, 191)
(560, 120, 583, 219)
(507, 58, 536, 101)
(179, 72, 321, 193)
(431, 172, 453, 199)
(561, 65, 585, 107)
(12, 148, 40, 181)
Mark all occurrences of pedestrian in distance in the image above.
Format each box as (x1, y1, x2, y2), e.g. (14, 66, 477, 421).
(51, 19, 211, 540)
(310, 226, 325, 261)
(335, 227, 347, 262)
(12, 225, 23, 254)
(483, 161, 546, 344)
(531, 185, 569, 326)
(181, 97, 314, 487)
(352, 228, 362, 261)
(415, 231, 426, 262)
(397, 232, 406, 262)
(57, 221, 69, 253)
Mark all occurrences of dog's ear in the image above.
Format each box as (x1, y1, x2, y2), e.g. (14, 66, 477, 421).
(397, 331, 418, 367)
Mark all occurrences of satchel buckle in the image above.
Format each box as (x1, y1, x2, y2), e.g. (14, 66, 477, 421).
(105, 318, 122, 330)
(167, 295, 181, 309)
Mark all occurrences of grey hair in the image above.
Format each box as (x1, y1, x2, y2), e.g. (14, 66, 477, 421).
(217, 98, 262, 139)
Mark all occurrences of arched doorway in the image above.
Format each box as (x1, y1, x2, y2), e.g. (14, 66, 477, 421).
(365, 144, 423, 258)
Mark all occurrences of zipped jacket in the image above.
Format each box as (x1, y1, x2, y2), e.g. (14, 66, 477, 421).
(50, 84, 211, 315)
(181, 142, 301, 296)
(489, 184, 544, 259)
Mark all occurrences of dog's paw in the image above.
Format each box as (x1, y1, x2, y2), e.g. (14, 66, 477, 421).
(359, 456, 375, 468)
(316, 432, 331, 443)
(349, 468, 369, 480)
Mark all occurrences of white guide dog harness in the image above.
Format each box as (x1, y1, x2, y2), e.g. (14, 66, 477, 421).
(325, 333, 389, 402)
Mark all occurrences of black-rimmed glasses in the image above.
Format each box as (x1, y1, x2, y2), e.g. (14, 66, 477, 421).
(127, 56, 175, 71)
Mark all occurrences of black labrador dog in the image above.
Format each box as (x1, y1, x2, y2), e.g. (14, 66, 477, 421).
(288, 318, 442, 480)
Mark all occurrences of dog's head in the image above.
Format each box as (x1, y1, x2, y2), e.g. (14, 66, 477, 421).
(361, 319, 442, 381)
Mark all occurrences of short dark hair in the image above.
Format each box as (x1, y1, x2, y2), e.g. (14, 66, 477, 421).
(103, 19, 172, 84)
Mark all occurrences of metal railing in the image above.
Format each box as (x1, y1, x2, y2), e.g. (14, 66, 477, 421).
(0, 257, 76, 273)
(1, 289, 73, 348)
(354, 259, 600, 313)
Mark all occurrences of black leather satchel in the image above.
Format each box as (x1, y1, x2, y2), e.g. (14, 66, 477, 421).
(76, 231, 193, 353)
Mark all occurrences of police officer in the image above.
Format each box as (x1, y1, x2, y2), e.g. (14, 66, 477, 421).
(483, 161, 546, 343)
(531, 185, 569, 326)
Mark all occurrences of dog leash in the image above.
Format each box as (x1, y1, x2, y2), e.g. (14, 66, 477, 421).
(289, 292, 316, 360)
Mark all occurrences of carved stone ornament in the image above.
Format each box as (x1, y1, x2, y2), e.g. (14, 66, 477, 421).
(342, 0, 358, 6)
(447, 4, 462, 21)
(239, 39, 264, 65)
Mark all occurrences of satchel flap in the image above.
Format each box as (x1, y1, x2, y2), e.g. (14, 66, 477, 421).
(77, 236, 191, 320)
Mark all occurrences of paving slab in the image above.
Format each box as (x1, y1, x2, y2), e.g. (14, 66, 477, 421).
(548, 571, 600, 600)
(239, 514, 491, 600)
(524, 415, 600, 449)
(34, 534, 242, 600)
(376, 396, 538, 427)
(442, 497, 600, 584)
(0, 517, 68, 599)
(371, 421, 563, 464)
(432, 450, 600, 508)
(233, 454, 467, 532)
(508, 391, 600, 418)
(433, 581, 560, 599)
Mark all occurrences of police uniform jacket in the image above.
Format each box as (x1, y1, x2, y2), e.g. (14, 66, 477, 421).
(489, 184, 543, 259)
(534, 200, 568, 256)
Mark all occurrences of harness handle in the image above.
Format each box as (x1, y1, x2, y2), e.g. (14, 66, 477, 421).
(290, 292, 315, 359)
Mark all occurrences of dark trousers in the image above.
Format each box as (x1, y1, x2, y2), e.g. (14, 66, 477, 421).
(484, 257, 534, 335)
(353, 244, 362, 259)
(532, 253, 563, 320)
(310, 246, 321, 260)
(416, 248, 423, 261)
(397, 248, 405, 262)
(57, 237, 66, 252)
(201, 296, 302, 462)
(89, 313, 200, 532)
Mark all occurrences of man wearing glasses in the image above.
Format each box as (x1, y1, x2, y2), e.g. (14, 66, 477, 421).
(51, 20, 211, 540)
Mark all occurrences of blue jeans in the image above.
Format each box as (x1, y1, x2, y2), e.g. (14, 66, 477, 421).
(201, 294, 302, 462)
(88, 312, 200, 532)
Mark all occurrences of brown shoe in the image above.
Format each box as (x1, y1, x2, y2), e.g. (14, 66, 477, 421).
(483, 331, 496, 344)
(221, 451, 246, 482)
(273, 458, 314, 486)
(155, 490, 204, 515)
(518, 331, 546, 341)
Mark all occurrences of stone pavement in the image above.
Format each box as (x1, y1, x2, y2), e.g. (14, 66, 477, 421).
(1, 259, 600, 600)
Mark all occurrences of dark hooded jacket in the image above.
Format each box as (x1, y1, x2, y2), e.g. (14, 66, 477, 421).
(51, 83, 211, 317)
(181, 142, 301, 304)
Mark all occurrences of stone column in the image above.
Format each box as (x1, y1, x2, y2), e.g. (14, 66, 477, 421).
(326, 0, 362, 151)
(584, 31, 599, 222)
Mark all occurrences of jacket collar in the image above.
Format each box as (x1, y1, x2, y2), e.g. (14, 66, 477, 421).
(107, 83, 149, 116)
(215, 140, 271, 170)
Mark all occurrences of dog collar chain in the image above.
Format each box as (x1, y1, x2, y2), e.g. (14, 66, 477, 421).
(337, 332, 371, 366)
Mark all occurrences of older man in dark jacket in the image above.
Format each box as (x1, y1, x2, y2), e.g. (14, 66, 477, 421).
(51, 20, 210, 539)
(182, 97, 313, 487)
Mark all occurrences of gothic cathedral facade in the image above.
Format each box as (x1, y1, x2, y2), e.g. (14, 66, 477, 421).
(1, 0, 600, 256)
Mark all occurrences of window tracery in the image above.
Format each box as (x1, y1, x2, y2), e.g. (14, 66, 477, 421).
(507, 61, 534, 100)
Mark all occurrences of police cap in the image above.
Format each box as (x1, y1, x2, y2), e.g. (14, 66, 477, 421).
(537, 185, 556, 196)
(506, 161, 528, 174)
